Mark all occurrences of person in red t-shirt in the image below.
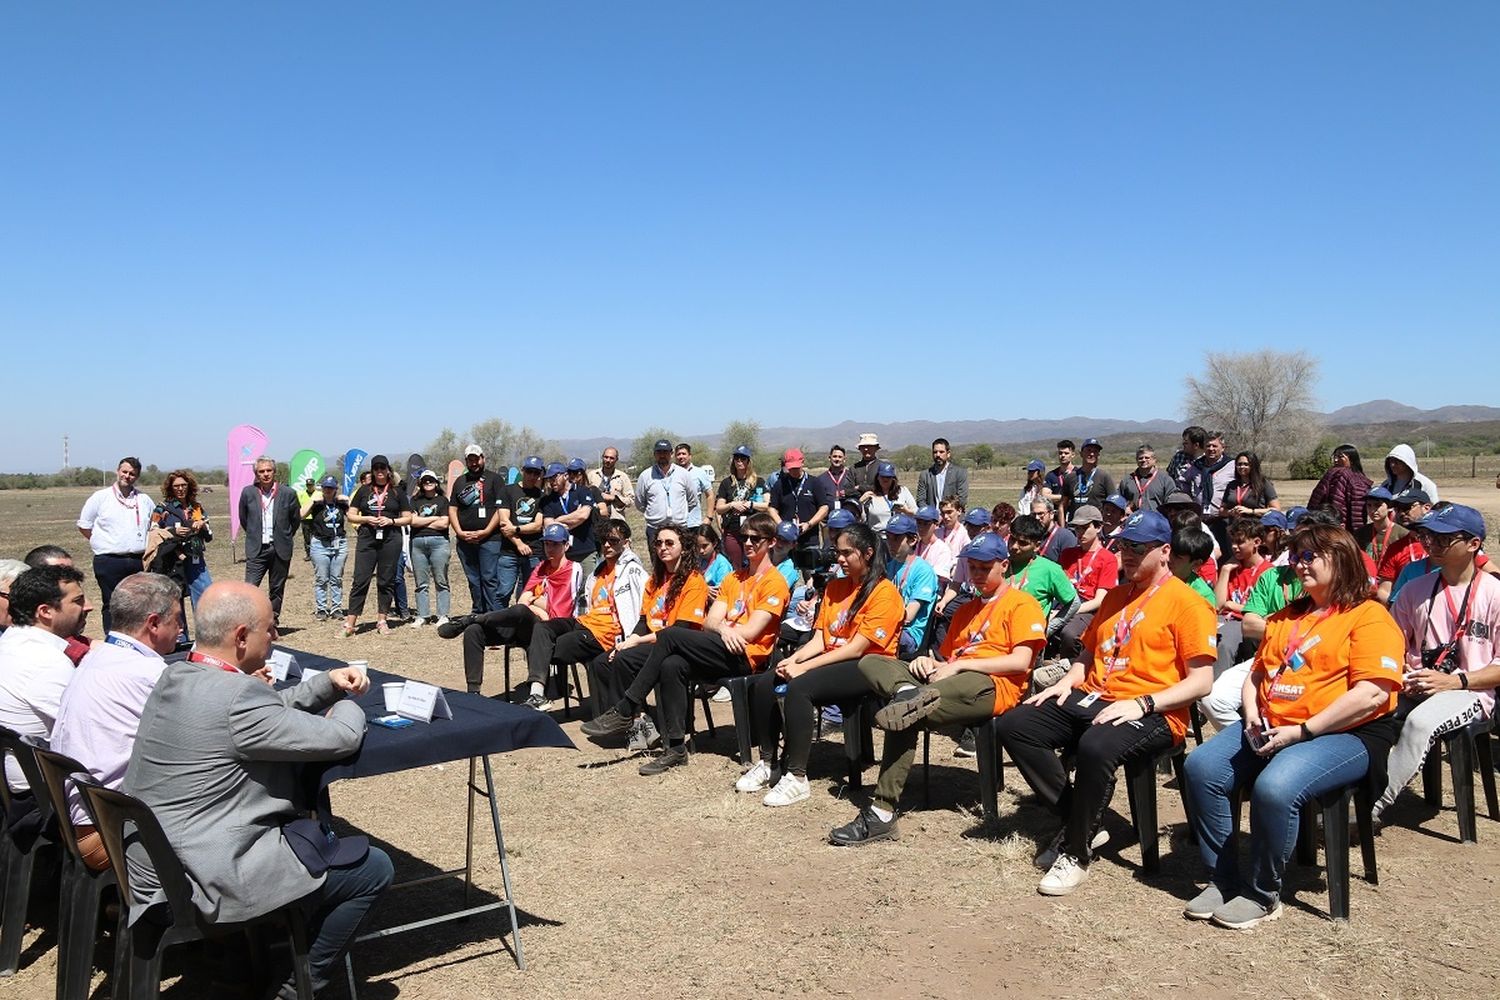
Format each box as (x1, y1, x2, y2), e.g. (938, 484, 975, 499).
(1056, 505, 1119, 661)
(1215, 518, 1270, 621)
(1375, 488, 1432, 604)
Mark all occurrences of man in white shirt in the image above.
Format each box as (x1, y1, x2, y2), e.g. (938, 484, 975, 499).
(76, 456, 153, 632)
(635, 438, 690, 546)
(50, 572, 181, 870)
(0, 564, 92, 794)
(673, 442, 715, 529)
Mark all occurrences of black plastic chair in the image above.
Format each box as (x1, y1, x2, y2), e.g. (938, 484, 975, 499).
(0, 726, 56, 978)
(1121, 742, 1190, 873)
(31, 747, 121, 1000)
(1419, 715, 1500, 844)
(1232, 779, 1378, 921)
(72, 778, 315, 999)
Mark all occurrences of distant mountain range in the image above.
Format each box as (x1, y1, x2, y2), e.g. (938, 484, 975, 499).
(552, 400, 1500, 457)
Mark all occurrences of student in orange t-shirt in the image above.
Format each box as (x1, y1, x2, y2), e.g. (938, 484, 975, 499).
(582, 512, 789, 776)
(1182, 522, 1402, 930)
(587, 524, 709, 752)
(734, 524, 905, 808)
(523, 520, 647, 712)
(997, 510, 1217, 897)
(825, 533, 1048, 846)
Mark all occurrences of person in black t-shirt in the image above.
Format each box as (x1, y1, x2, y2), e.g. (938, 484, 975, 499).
(715, 445, 770, 569)
(301, 475, 349, 620)
(449, 444, 507, 613)
(498, 456, 547, 606)
(543, 460, 600, 577)
(410, 469, 453, 627)
(343, 455, 413, 636)
(769, 448, 831, 550)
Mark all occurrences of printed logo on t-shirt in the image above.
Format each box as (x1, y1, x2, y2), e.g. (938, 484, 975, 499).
(1380, 656, 1399, 672)
(1269, 681, 1304, 701)
(1030, 622, 1044, 633)
(1469, 622, 1490, 641)
(766, 595, 782, 607)
(418, 502, 441, 517)
(874, 627, 887, 640)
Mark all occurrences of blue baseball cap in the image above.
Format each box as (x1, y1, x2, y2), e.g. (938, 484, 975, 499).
(1394, 488, 1432, 507)
(914, 505, 940, 523)
(1114, 510, 1172, 545)
(775, 520, 801, 543)
(827, 509, 857, 529)
(319, 475, 338, 489)
(1285, 505, 1309, 528)
(566, 457, 586, 473)
(963, 507, 991, 527)
(521, 455, 545, 472)
(544, 462, 566, 478)
(732, 445, 752, 459)
(961, 533, 1010, 562)
(1365, 485, 1395, 503)
(1414, 504, 1486, 541)
(1260, 510, 1289, 530)
(653, 438, 672, 452)
(1104, 493, 1130, 511)
(876, 461, 897, 478)
(1026, 459, 1046, 472)
(885, 514, 918, 537)
(542, 523, 570, 544)
(1082, 438, 1102, 450)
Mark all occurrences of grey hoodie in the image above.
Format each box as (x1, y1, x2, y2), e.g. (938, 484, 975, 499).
(1382, 443, 1440, 502)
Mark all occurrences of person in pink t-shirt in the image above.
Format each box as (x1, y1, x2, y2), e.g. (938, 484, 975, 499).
(913, 506, 956, 588)
(1380, 504, 1500, 821)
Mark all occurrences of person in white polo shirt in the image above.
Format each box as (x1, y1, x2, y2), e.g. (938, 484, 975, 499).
(77, 456, 154, 632)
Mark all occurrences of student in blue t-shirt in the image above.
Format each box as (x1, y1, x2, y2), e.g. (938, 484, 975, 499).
(883, 515, 938, 657)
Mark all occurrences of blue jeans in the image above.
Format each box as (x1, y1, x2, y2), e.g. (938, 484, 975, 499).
(496, 551, 541, 609)
(185, 559, 212, 609)
(410, 535, 451, 619)
(309, 536, 348, 613)
(293, 846, 394, 992)
(458, 537, 504, 613)
(1184, 722, 1370, 907)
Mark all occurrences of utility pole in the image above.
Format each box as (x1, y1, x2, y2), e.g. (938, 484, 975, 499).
(63, 434, 70, 471)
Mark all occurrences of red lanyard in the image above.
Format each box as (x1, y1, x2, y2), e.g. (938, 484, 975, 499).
(1043, 525, 1057, 553)
(188, 650, 241, 674)
(1235, 483, 1249, 506)
(114, 486, 142, 526)
(1424, 575, 1477, 665)
(1111, 582, 1163, 652)
(1370, 521, 1394, 563)
(1133, 471, 1157, 508)
(1071, 547, 1101, 585)
(370, 485, 388, 513)
(895, 554, 917, 591)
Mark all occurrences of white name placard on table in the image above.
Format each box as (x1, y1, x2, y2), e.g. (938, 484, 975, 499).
(395, 680, 453, 723)
(268, 649, 302, 682)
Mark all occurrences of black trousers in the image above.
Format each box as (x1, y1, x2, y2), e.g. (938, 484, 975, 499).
(527, 618, 607, 687)
(460, 606, 540, 693)
(622, 626, 749, 743)
(93, 552, 144, 633)
(748, 660, 869, 774)
(589, 642, 653, 717)
(995, 690, 1174, 865)
(347, 534, 400, 617)
(243, 544, 291, 620)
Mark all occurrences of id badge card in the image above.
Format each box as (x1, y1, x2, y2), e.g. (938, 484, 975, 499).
(477, 506, 486, 519)
(375, 528, 384, 540)
(1079, 691, 1102, 708)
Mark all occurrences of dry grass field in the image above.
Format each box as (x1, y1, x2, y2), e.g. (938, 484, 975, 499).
(5, 471, 1500, 999)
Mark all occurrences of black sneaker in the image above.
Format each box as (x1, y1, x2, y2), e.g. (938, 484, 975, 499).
(874, 685, 943, 731)
(436, 615, 474, 639)
(580, 707, 634, 739)
(638, 744, 689, 775)
(313, 610, 328, 621)
(953, 727, 977, 758)
(828, 807, 899, 846)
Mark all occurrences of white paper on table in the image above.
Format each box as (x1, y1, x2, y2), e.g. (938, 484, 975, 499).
(395, 680, 452, 723)
(268, 649, 301, 682)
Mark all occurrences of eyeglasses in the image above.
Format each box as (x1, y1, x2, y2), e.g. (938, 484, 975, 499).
(655, 538, 679, 548)
(1119, 540, 1163, 555)
(1426, 533, 1471, 552)
(601, 536, 625, 547)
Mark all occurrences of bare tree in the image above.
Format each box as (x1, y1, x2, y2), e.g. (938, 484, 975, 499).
(1183, 349, 1322, 458)
(424, 427, 462, 468)
(716, 419, 763, 473)
(466, 419, 553, 470)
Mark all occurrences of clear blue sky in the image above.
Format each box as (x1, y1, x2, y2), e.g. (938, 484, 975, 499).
(3, 3, 1496, 471)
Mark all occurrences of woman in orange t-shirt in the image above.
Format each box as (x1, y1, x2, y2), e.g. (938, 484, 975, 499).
(1182, 522, 1402, 930)
(588, 524, 708, 752)
(736, 523, 905, 807)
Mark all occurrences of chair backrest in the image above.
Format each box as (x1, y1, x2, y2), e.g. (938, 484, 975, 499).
(0, 725, 53, 827)
(73, 777, 200, 930)
(30, 746, 92, 863)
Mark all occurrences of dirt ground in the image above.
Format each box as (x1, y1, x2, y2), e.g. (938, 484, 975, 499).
(4, 473, 1500, 1000)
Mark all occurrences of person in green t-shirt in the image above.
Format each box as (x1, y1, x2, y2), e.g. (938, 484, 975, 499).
(1169, 526, 1219, 608)
(1005, 515, 1079, 641)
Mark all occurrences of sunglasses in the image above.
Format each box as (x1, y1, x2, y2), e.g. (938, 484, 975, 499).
(1425, 532, 1471, 552)
(1290, 549, 1323, 565)
(1119, 540, 1163, 556)
(741, 534, 770, 546)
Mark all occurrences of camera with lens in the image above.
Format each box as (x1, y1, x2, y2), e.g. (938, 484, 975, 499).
(1421, 641, 1460, 673)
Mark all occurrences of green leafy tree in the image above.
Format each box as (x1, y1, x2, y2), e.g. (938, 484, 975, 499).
(716, 419, 763, 473)
(425, 427, 462, 468)
(967, 443, 995, 470)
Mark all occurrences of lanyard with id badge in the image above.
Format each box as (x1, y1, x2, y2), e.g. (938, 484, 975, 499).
(1097, 583, 1163, 683)
(1259, 607, 1333, 711)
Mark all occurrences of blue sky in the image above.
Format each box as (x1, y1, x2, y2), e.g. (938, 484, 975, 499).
(3, 3, 1496, 471)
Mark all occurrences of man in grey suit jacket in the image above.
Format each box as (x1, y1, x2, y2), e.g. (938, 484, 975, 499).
(916, 438, 970, 509)
(123, 582, 391, 995)
(239, 455, 304, 621)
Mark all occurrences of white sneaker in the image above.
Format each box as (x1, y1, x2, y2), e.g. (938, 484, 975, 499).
(435, 616, 451, 627)
(1038, 853, 1088, 896)
(1035, 827, 1109, 871)
(627, 715, 661, 753)
(410, 618, 425, 629)
(762, 772, 811, 807)
(711, 685, 733, 703)
(735, 759, 773, 793)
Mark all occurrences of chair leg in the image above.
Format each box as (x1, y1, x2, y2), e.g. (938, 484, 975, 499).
(0, 843, 36, 975)
(570, 663, 587, 720)
(1422, 743, 1443, 807)
(976, 721, 1000, 831)
(1450, 731, 1478, 844)
(1172, 751, 1197, 846)
(1321, 792, 1352, 921)
(1125, 760, 1160, 873)
(129, 920, 168, 1000)
(1477, 730, 1500, 821)
(1354, 786, 1379, 885)
(1295, 808, 1317, 865)
(503, 645, 514, 703)
(700, 692, 717, 739)
(728, 679, 753, 765)
(59, 864, 103, 1000)
(287, 909, 315, 1000)
(921, 729, 931, 808)
(840, 710, 865, 791)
